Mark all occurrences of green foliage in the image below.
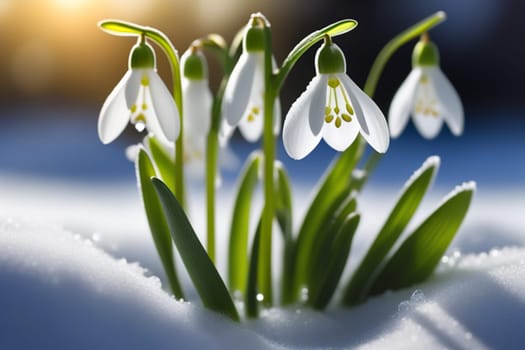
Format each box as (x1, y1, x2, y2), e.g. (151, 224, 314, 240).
(368, 183, 475, 295)
(152, 178, 240, 321)
(245, 217, 262, 319)
(136, 148, 183, 298)
(275, 164, 295, 304)
(291, 139, 364, 302)
(309, 213, 360, 310)
(228, 152, 261, 295)
(101, 13, 476, 323)
(342, 156, 439, 306)
(147, 136, 176, 193)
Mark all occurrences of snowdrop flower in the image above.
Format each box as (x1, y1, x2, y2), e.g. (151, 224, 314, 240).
(221, 14, 281, 143)
(98, 36, 180, 145)
(283, 36, 389, 160)
(389, 34, 463, 139)
(181, 43, 212, 163)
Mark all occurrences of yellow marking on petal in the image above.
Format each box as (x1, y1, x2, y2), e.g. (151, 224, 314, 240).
(420, 75, 429, 84)
(247, 114, 255, 122)
(342, 114, 352, 122)
(327, 78, 340, 89)
(252, 106, 260, 115)
(131, 104, 137, 113)
(142, 103, 148, 110)
(335, 117, 342, 128)
(325, 114, 334, 123)
(134, 113, 146, 122)
(141, 75, 149, 86)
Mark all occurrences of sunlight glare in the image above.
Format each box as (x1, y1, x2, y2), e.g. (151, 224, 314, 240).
(109, 0, 152, 17)
(54, 0, 89, 11)
(0, 0, 8, 15)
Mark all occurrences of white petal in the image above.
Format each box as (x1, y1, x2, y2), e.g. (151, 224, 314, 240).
(273, 98, 282, 136)
(142, 86, 170, 145)
(308, 76, 329, 136)
(98, 71, 132, 144)
(183, 79, 212, 140)
(222, 52, 260, 126)
(218, 118, 235, 147)
(412, 109, 444, 139)
(282, 75, 325, 160)
(238, 111, 263, 142)
(124, 69, 142, 108)
(148, 70, 180, 142)
(340, 74, 390, 153)
(271, 57, 282, 136)
(322, 115, 360, 151)
(388, 67, 422, 138)
(428, 67, 464, 136)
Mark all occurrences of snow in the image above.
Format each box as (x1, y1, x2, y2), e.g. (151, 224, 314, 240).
(0, 173, 524, 349)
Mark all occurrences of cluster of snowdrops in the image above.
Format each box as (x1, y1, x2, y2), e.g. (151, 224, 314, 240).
(97, 12, 474, 321)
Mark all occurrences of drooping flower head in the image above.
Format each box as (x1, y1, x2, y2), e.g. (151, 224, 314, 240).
(98, 35, 180, 145)
(388, 34, 464, 139)
(181, 42, 212, 162)
(283, 35, 389, 160)
(220, 13, 281, 144)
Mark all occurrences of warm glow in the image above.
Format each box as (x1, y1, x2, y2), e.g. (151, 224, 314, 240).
(54, 0, 89, 11)
(0, 0, 8, 15)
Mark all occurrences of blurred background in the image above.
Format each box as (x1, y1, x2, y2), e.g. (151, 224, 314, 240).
(0, 0, 523, 188)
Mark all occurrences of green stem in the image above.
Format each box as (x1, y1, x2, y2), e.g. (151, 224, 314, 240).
(206, 130, 218, 262)
(99, 21, 186, 205)
(206, 78, 228, 263)
(205, 41, 233, 262)
(258, 24, 276, 307)
(363, 11, 446, 97)
(143, 29, 185, 208)
(352, 11, 447, 187)
(275, 19, 357, 92)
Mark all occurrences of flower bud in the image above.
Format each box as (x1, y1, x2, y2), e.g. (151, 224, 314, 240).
(315, 37, 346, 74)
(183, 48, 208, 80)
(129, 40, 156, 69)
(412, 36, 440, 67)
(244, 26, 265, 52)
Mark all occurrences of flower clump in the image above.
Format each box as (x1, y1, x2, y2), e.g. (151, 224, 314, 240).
(96, 12, 473, 323)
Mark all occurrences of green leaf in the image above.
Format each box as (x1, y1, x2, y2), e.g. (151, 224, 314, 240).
(291, 139, 364, 302)
(342, 156, 440, 306)
(147, 136, 176, 193)
(228, 152, 261, 295)
(245, 217, 262, 319)
(136, 148, 183, 298)
(276, 19, 358, 91)
(99, 20, 144, 36)
(275, 162, 293, 241)
(152, 178, 240, 321)
(306, 196, 356, 302)
(306, 193, 355, 287)
(310, 214, 360, 310)
(274, 163, 295, 304)
(368, 182, 475, 295)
